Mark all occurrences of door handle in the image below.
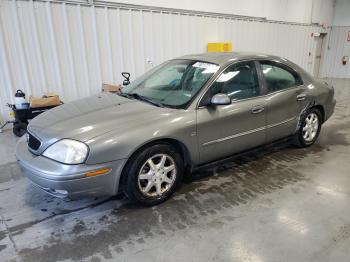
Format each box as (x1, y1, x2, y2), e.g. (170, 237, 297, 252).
(297, 94, 307, 101)
(251, 105, 265, 114)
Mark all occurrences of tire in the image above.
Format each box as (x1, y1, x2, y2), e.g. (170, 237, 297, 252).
(13, 122, 28, 137)
(293, 108, 322, 147)
(124, 144, 183, 206)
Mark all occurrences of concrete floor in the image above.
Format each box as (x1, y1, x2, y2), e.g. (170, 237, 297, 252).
(1, 78, 350, 262)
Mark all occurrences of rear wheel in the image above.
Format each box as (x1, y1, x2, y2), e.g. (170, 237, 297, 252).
(124, 144, 183, 206)
(294, 108, 322, 147)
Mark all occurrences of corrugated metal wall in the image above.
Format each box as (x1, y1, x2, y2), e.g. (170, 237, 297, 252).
(0, 0, 321, 122)
(321, 26, 350, 78)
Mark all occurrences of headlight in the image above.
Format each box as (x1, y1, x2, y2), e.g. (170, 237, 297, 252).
(43, 139, 89, 164)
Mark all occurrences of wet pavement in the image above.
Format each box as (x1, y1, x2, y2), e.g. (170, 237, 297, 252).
(1, 78, 350, 262)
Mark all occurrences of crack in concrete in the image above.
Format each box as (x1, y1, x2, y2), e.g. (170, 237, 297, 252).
(311, 222, 350, 262)
(1, 215, 19, 255)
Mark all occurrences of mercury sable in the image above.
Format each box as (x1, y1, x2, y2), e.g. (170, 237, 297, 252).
(16, 52, 336, 206)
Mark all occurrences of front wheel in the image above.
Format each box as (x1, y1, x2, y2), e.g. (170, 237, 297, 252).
(293, 108, 322, 147)
(124, 144, 183, 206)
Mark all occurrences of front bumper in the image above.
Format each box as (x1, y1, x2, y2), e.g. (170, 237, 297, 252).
(16, 137, 127, 198)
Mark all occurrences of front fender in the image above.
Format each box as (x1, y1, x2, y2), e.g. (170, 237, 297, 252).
(85, 110, 198, 165)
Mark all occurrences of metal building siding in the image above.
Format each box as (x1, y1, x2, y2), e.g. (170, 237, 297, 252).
(321, 26, 350, 78)
(0, 0, 321, 122)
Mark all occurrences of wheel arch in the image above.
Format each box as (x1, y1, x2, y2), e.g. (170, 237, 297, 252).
(311, 104, 325, 123)
(119, 138, 192, 191)
(295, 102, 325, 134)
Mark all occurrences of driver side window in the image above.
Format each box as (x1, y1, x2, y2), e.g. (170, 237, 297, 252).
(206, 61, 260, 104)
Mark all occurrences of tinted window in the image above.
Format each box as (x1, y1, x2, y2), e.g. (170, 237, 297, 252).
(206, 62, 260, 102)
(260, 62, 302, 92)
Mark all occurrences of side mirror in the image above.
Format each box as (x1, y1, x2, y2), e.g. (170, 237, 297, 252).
(210, 93, 231, 106)
(122, 72, 130, 86)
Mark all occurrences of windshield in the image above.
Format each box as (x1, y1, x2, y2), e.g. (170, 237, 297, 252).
(121, 60, 219, 108)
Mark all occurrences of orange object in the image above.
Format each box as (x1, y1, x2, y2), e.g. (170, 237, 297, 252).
(85, 168, 112, 177)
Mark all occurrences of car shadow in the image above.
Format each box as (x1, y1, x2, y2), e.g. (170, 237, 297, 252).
(123, 139, 327, 210)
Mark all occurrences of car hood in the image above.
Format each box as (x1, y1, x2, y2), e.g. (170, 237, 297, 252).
(28, 93, 174, 143)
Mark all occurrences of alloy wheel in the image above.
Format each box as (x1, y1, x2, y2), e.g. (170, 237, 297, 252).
(137, 154, 177, 197)
(302, 112, 319, 142)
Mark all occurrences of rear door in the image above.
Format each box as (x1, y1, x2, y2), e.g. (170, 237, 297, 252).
(196, 61, 267, 164)
(257, 60, 307, 142)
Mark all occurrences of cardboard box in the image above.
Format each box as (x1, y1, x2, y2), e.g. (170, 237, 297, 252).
(102, 83, 121, 93)
(30, 93, 61, 108)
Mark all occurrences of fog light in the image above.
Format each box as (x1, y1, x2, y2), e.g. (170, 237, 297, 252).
(85, 168, 112, 177)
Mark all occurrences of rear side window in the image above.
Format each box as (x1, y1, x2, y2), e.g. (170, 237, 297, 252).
(260, 61, 303, 92)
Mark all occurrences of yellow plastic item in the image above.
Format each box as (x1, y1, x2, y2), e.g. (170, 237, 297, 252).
(207, 42, 232, 52)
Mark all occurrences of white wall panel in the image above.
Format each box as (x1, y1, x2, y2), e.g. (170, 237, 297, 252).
(321, 26, 350, 78)
(107, 0, 335, 25)
(332, 0, 350, 26)
(0, 0, 322, 123)
(312, 0, 335, 26)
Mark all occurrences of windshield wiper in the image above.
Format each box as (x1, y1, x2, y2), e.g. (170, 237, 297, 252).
(119, 92, 164, 108)
(131, 93, 165, 108)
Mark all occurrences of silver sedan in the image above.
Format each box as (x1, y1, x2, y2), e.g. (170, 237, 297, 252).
(16, 52, 336, 206)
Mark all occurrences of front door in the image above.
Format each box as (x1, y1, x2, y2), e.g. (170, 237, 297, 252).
(258, 60, 307, 142)
(196, 61, 266, 164)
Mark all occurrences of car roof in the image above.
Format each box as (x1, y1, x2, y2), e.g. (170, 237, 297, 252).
(178, 52, 282, 66)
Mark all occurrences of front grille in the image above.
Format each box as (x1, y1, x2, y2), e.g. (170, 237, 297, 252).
(28, 133, 41, 150)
